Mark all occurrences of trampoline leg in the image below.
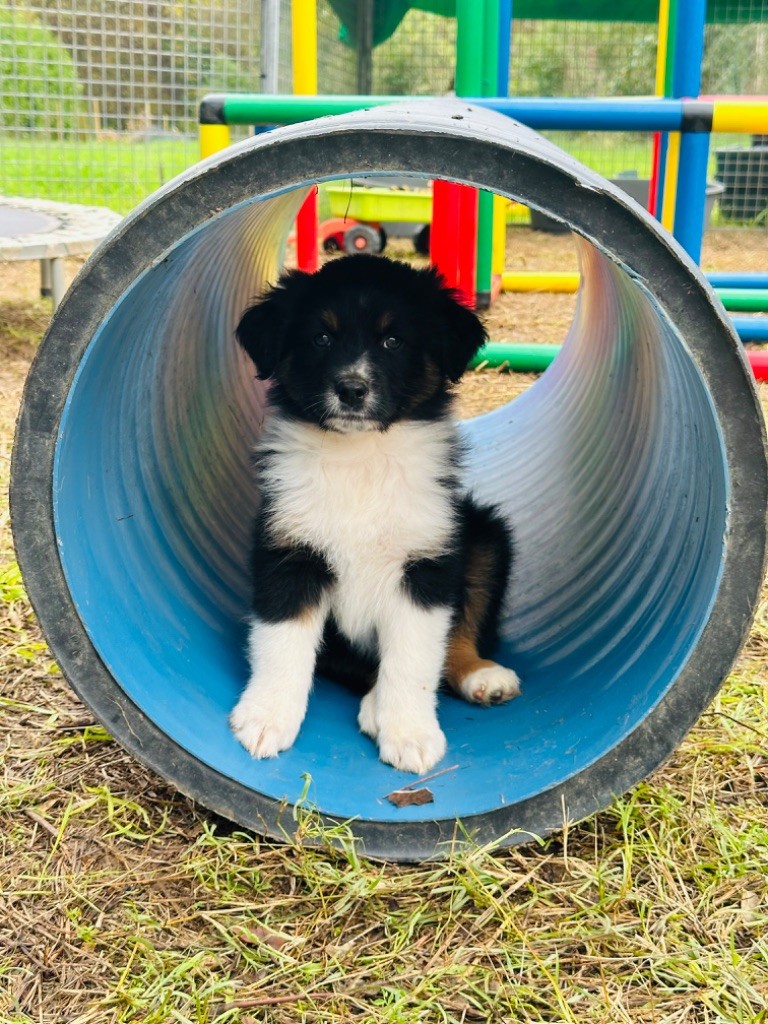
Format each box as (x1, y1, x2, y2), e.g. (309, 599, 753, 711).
(40, 259, 52, 298)
(50, 258, 66, 308)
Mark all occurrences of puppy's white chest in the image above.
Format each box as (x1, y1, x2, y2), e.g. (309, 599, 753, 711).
(260, 419, 458, 640)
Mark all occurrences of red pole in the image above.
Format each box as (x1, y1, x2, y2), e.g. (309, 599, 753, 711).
(430, 180, 478, 308)
(296, 189, 318, 273)
(748, 350, 768, 382)
(648, 132, 661, 217)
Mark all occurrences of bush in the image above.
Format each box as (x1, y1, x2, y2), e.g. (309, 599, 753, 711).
(0, 8, 84, 136)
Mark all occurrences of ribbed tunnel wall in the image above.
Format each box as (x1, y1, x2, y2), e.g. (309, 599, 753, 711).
(12, 102, 767, 860)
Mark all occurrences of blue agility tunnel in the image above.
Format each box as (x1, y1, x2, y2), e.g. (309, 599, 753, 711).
(11, 102, 767, 861)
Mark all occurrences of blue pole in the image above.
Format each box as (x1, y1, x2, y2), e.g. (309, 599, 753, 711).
(708, 273, 768, 289)
(671, 0, 707, 259)
(497, 0, 512, 97)
(674, 131, 710, 261)
(734, 318, 768, 343)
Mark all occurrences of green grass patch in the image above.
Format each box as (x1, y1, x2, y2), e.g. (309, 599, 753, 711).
(2, 137, 200, 213)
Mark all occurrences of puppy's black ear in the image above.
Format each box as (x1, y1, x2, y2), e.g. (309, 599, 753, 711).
(236, 270, 311, 380)
(423, 270, 487, 383)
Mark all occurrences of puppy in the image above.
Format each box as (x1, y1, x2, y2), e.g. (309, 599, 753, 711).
(231, 254, 520, 774)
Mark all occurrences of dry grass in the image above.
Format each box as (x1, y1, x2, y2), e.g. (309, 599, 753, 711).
(2, 230, 768, 1024)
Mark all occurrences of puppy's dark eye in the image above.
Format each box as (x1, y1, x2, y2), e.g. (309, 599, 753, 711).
(382, 335, 402, 351)
(314, 332, 332, 348)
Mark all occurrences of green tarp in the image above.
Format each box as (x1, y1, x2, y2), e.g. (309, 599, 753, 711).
(329, 0, 765, 48)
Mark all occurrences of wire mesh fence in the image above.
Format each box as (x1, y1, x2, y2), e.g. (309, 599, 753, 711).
(1, 0, 267, 211)
(0, 0, 766, 231)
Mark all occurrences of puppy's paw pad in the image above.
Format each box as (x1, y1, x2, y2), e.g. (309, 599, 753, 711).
(378, 723, 447, 775)
(461, 664, 521, 706)
(358, 690, 378, 739)
(230, 701, 301, 759)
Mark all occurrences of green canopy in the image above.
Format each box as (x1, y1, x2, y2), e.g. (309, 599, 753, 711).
(329, 0, 764, 48)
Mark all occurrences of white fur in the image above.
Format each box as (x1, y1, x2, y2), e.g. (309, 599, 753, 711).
(358, 602, 451, 773)
(458, 665, 521, 706)
(237, 415, 459, 772)
(230, 605, 327, 758)
(258, 416, 458, 652)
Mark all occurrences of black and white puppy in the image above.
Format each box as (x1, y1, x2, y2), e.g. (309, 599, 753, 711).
(231, 254, 520, 774)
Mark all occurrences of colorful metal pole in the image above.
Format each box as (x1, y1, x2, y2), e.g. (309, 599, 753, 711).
(670, 0, 707, 260)
(472, 340, 768, 376)
(733, 318, 768, 342)
(292, 0, 319, 273)
(649, 0, 671, 216)
(430, 179, 479, 309)
(206, 94, 702, 132)
(475, 0, 500, 308)
(497, 0, 512, 97)
(502, 273, 768, 309)
(716, 290, 768, 313)
(435, 0, 486, 307)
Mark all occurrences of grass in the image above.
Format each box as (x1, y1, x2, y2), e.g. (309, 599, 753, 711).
(1, 137, 200, 213)
(2, 238, 768, 1023)
(1, 131, 759, 219)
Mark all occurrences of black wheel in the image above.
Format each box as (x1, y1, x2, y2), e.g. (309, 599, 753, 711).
(414, 223, 430, 255)
(377, 226, 387, 251)
(343, 223, 382, 254)
(322, 236, 341, 253)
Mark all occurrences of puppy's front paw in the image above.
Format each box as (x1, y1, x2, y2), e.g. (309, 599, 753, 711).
(358, 689, 379, 739)
(458, 664, 521, 706)
(230, 695, 303, 758)
(377, 717, 447, 774)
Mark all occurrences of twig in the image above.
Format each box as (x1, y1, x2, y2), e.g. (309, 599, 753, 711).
(386, 763, 459, 795)
(23, 808, 58, 839)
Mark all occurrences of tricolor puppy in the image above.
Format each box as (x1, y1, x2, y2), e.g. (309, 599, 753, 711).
(231, 254, 520, 774)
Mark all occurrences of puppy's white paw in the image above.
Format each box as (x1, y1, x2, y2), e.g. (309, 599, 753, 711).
(358, 689, 378, 739)
(459, 664, 521, 706)
(377, 718, 447, 774)
(230, 696, 303, 758)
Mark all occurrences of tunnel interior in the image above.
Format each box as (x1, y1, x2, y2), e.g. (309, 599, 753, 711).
(52, 177, 728, 824)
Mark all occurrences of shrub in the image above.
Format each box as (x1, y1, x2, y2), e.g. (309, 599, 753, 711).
(0, 8, 84, 136)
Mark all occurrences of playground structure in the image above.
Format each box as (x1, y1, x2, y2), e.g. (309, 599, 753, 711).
(12, 101, 768, 860)
(199, 0, 768, 376)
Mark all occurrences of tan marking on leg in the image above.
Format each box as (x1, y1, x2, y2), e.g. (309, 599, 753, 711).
(444, 629, 498, 694)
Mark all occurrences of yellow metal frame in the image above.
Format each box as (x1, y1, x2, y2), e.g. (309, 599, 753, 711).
(492, 194, 507, 279)
(660, 130, 680, 232)
(199, 123, 231, 160)
(712, 100, 768, 134)
(502, 271, 580, 294)
(292, 0, 318, 95)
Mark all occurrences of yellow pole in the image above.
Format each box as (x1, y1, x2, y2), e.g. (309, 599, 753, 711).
(199, 123, 231, 160)
(661, 131, 681, 232)
(292, 0, 319, 272)
(502, 271, 581, 293)
(712, 100, 768, 134)
(492, 195, 507, 279)
(654, 0, 670, 98)
(292, 0, 318, 95)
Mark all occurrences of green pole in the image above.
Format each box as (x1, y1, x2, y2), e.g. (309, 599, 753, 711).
(455, 0, 485, 97)
(475, 0, 501, 309)
(469, 342, 560, 372)
(715, 289, 768, 313)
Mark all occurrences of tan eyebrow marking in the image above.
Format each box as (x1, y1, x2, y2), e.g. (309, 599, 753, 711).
(320, 310, 339, 332)
(376, 311, 394, 334)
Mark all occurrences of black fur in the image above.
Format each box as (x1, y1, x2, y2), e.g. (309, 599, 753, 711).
(238, 254, 513, 694)
(237, 254, 487, 432)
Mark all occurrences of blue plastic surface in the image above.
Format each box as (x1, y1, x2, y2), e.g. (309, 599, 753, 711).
(52, 185, 728, 825)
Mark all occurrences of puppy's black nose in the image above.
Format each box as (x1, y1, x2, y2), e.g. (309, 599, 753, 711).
(335, 375, 369, 409)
